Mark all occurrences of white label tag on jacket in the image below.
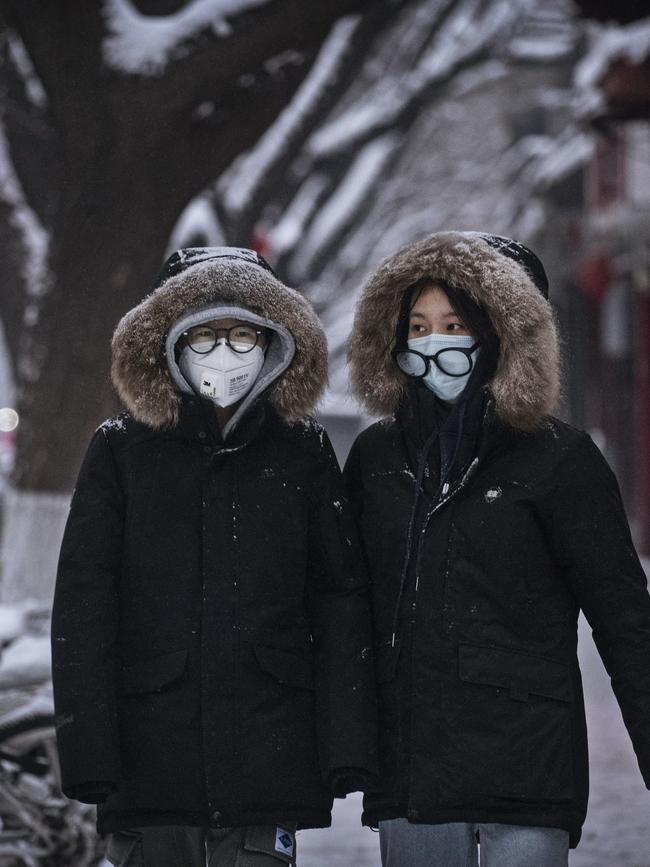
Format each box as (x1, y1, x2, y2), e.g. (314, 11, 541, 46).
(275, 827, 295, 857)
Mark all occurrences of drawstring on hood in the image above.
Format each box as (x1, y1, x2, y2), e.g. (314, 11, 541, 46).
(390, 425, 437, 648)
(389, 386, 471, 648)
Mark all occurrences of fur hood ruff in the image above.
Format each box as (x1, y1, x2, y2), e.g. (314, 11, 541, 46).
(349, 231, 560, 430)
(111, 252, 328, 430)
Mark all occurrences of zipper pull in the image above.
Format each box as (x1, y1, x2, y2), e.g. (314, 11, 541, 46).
(442, 482, 450, 496)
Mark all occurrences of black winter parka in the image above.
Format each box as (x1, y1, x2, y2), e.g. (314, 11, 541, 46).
(51, 249, 377, 835)
(344, 231, 650, 849)
(344, 400, 650, 848)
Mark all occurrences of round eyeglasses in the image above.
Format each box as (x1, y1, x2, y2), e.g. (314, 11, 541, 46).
(182, 324, 266, 355)
(393, 342, 480, 378)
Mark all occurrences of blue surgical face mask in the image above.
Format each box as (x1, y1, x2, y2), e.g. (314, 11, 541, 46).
(406, 333, 480, 403)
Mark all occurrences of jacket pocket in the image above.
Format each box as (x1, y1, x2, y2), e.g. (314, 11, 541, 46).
(458, 643, 574, 703)
(117, 649, 188, 696)
(442, 642, 575, 802)
(253, 645, 313, 690)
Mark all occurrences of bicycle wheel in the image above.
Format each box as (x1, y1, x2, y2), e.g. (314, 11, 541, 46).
(0, 712, 105, 866)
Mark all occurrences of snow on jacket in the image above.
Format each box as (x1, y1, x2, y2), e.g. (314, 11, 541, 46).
(51, 247, 377, 835)
(343, 231, 650, 848)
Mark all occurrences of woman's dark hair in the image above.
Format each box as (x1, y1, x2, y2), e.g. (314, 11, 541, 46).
(395, 278, 497, 353)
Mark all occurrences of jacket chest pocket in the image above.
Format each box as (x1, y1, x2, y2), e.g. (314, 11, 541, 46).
(450, 485, 535, 578)
(116, 649, 200, 748)
(441, 642, 575, 803)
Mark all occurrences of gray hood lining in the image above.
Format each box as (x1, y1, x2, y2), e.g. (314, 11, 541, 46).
(165, 305, 296, 439)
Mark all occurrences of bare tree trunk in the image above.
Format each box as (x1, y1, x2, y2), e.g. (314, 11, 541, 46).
(14, 193, 170, 490)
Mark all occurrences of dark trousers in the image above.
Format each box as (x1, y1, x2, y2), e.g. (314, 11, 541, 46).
(106, 825, 298, 867)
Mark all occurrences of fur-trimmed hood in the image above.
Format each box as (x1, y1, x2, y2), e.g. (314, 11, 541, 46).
(111, 247, 328, 430)
(349, 231, 560, 430)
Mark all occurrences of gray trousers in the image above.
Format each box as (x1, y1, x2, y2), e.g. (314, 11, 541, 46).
(379, 819, 570, 867)
(106, 825, 297, 867)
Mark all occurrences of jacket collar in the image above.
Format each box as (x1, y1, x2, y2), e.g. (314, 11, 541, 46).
(176, 394, 268, 454)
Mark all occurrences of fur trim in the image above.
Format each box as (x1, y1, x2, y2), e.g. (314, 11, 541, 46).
(111, 260, 328, 429)
(349, 231, 560, 430)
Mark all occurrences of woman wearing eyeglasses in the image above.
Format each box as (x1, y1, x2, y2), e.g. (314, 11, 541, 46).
(343, 231, 650, 867)
(51, 247, 376, 866)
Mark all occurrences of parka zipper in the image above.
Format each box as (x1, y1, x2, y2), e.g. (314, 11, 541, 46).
(389, 397, 493, 646)
(413, 457, 479, 593)
(390, 456, 480, 646)
(389, 430, 437, 648)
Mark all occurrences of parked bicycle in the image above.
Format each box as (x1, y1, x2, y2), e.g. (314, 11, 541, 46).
(0, 602, 104, 866)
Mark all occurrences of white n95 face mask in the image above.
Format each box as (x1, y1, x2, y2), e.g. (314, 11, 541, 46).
(406, 333, 480, 403)
(179, 340, 265, 407)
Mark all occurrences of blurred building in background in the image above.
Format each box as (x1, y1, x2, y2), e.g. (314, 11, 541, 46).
(552, 0, 650, 552)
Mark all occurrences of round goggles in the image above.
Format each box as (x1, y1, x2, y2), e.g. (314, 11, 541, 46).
(182, 324, 266, 355)
(393, 342, 479, 378)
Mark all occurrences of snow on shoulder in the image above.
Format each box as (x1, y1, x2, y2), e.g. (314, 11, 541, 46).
(291, 416, 327, 449)
(97, 414, 129, 434)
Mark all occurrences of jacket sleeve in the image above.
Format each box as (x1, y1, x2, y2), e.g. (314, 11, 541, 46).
(51, 427, 123, 803)
(305, 428, 378, 790)
(541, 433, 650, 788)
